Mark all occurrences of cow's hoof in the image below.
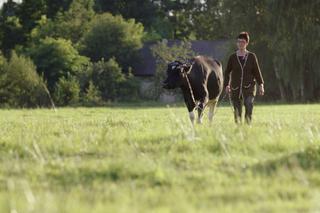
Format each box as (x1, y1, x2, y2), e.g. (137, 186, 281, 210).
(197, 120, 203, 124)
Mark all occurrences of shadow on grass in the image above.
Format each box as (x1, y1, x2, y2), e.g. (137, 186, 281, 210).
(45, 163, 172, 188)
(0, 141, 29, 159)
(250, 146, 320, 175)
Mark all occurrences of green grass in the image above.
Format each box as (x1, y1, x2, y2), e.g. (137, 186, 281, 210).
(0, 104, 320, 212)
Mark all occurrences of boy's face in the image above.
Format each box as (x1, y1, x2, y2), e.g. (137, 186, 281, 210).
(237, 39, 248, 50)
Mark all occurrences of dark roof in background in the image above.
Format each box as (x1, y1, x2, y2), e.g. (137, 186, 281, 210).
(133, 40, 230, 76)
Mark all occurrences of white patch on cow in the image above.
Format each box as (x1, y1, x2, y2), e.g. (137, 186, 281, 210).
(171, 65, 176, 69)
(189, 111, 195, 124)
(197, 110, 204, 124)
(207, 99, 218, 123)
(208, 109, 214, 122)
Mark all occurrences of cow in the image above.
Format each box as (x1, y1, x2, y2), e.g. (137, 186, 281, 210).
(162, 56, 223, 124)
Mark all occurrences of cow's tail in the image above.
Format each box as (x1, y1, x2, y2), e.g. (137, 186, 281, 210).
(214, 59, 224, 97)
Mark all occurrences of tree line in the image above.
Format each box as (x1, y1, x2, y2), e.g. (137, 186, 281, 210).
(0, 0, 319, 107)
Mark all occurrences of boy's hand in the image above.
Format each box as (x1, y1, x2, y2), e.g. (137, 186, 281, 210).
(258, 84, 264, 96)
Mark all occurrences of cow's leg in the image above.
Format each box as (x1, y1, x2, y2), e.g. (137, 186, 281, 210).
(197, 104, 204, 124)
(197, 96, 209, 124)
(186, 101, 196, 125)
(189, 110, 195, 124)
(188, 103, 196, 125)
(208, 99, 218, 123)
(181, 87, 196, 125)
(196, 83, 209, 124)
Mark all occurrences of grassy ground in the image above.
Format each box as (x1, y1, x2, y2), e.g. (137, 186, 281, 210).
(0, 103, 320, 212)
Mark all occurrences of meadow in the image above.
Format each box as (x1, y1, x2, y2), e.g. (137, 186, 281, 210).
(0, 103, 320, 212)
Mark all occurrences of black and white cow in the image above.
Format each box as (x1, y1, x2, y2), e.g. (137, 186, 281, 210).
(163, 56, 223, 124)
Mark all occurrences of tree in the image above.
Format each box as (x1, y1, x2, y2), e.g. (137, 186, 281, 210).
(30, 0, 95, 45)
(192, 0, 229, 40)
(16, 0, 47, 35)
(44, 0, 73, 18)
(0, 0, 24, 54)
(80, 13, 144, 70)
(218, 0, 320, 101)
(94, 0, 159, 30)
(0, 16, 24, 55)
(263, 0, 320, 101)
(0, 0, 19, 17)
(27, 37, 90, 91)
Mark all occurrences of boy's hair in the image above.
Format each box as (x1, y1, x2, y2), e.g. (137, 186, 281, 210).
(237, 32, 250, 43)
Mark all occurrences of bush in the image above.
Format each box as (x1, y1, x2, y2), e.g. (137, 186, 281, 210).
(88, 58, 140, 102)
(82, 80, 102, 106)
(0, 52, 49, 107)
(91, 58, 125, 101)
(118, 71, 140, 101)
(54, 76, 80, 106)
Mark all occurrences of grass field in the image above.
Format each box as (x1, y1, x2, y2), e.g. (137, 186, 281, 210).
(0, 103, 320, 212)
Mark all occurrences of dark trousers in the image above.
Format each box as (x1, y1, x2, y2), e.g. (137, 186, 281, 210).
(232, 95, 254, 124)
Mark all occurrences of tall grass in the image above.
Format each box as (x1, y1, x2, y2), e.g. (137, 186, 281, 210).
(0, 104, 319, 212)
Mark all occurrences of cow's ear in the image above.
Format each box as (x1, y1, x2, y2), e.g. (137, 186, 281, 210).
(180, 64, 192, 73)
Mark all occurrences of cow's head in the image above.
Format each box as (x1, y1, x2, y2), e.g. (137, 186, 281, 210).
(162, 61, 191, 89)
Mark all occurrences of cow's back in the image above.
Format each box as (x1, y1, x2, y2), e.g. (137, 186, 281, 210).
(191, 56, 223, 100)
